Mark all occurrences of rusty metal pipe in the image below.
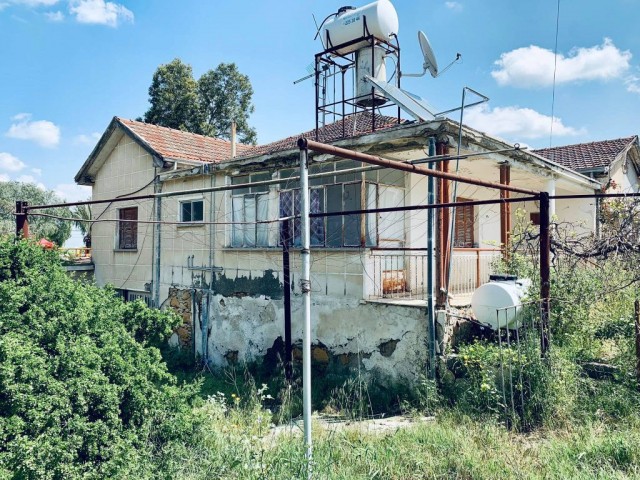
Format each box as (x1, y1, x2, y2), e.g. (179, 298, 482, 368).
(298, 138, 539, 195)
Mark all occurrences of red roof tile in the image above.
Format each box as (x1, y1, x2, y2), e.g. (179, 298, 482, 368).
(117, 113, 405, 165)
(534, 137, 637, 172)
(116, 118, 253, 163)
(238, 112, 405, 158)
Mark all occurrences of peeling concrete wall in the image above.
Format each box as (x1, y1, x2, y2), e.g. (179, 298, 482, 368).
(194, 293, 430, 383)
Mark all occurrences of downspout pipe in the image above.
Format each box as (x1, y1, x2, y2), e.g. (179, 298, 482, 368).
(153, 174, 162, 308)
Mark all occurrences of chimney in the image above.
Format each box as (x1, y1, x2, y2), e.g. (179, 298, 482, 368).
(230, 121, 237, 158)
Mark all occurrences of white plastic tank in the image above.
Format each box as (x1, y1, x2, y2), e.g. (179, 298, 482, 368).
(323, 0, 399, 56)
(471, 275, 531, 330)
(355, 46, 388, 106)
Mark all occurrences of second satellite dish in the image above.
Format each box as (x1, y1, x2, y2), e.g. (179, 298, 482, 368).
(418, 31, 439, 78)
(403, 30, 439, 78)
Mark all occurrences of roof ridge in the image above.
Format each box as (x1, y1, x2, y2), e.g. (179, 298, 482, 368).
(116, 116, 236, 145)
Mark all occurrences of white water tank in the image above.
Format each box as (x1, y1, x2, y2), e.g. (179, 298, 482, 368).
(471, 275, 530, 330)
(323, 0, 399, 56)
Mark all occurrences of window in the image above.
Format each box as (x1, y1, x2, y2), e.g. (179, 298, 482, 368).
(180, 199, 204, 223)
(118, 207, 138, 250)
(231, 172, 270, 247)
(453, 198, 475, 248)
(278, 162, 405, 248)
(279, 189, 325, 247)
(530, 212, 541, 226)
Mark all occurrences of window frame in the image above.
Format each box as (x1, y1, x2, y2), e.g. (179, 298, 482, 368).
(179, 198, 204, 224)
(230, 171, 271, 248)
(117, 206, 138, 251)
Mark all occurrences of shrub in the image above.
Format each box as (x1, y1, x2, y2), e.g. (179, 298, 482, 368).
(0, 239, 198, 478)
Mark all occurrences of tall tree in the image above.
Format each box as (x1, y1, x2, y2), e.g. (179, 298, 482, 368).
(142, 59, 257, 144)
(143, 58, 204, 133)
(0, 181, 72, 245)
(198, 62, 257, 144)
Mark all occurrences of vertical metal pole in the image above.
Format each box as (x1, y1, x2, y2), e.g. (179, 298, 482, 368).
(427, 138, 437, 379)
(153, 185, 162, 308)
(299, 145, 313, 473)
(15, 201, 29, 238)
(634, 299, 640, 390)
(282, 220, 293, 382)
(539, 192, 551, 356)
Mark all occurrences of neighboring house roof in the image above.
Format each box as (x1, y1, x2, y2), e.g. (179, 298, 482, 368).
(240, 112, 404, 158)
(117, 118, 253, 163)
(533, 136, 637, 172)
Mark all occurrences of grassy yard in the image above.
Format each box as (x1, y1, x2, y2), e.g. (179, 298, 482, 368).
(166, 403, 640, 479)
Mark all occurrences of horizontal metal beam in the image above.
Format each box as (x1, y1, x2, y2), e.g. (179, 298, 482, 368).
(299, 139, 539, 195)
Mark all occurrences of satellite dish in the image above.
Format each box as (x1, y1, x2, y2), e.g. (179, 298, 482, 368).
(418, 31, 439, 78)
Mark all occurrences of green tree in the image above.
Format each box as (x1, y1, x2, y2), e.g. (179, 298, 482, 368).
(0, 181, 72, 245)
(143, 58, 205, 133)
(198, 62, 257, 144)
(71, 202, 91, 247)
(143, 59, 257, 144)
(0, 239, 198, 479)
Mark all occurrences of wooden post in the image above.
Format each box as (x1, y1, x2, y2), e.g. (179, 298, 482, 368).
(635, 299, 640, 389)
(435, 139, 450, 307)
(475, 250, 481, 288)
(15, 201, 29, 239)
(499, 164, 511, 260)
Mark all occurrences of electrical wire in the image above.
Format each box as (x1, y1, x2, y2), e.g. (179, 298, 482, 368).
(549, 0, 561, 149)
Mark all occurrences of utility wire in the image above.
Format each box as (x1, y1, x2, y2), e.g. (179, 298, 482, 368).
(549, 0, 561, 149)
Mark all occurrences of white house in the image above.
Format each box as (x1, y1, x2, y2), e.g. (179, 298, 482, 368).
(74, 113, 600, 381)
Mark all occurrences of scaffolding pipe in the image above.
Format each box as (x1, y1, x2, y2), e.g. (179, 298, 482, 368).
(299, 146, 313, 474)
(539, 192, 551, 356)
(298, 139, 538, 195)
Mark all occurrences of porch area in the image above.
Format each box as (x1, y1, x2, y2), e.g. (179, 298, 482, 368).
(365, 248, 502, 306)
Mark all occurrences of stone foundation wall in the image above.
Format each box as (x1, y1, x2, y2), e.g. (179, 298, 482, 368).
(166, 287, 194, 349)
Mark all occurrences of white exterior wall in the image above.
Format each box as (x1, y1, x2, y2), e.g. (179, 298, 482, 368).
(91, 135, 156, 293)
(610, 161, 640, 193)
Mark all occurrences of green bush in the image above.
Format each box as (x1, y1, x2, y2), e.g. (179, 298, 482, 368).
(0, 239, 199, 478)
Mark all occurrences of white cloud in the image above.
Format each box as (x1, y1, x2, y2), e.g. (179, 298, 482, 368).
(492, 38, 632, 88)
(445, 1, 463, 12)
(0, 152, 26, 172)
(625, 74, 640, 94)
(54, 183, 91, 202)
(31, 167, 42, 176)
(73, 132, 101, 145)
(6, 113, 60, 148)
(0, 174, 9, 182)
(44, 10, 63, 21)
(465, 104, 584, 140)
(69, 0, 133, 27)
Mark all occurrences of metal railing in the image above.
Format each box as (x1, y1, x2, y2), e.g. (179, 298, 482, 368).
(450, 248, 501, 296)
(368, 252, 427, 300)
(59, 247, 92, 259)
(367, 248, 501, 300)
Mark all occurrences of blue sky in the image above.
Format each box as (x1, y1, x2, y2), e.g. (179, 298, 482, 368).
(1, 0, 639, 203)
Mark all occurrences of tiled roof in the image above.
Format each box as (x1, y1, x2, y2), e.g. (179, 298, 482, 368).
(533, 137, 637, 172)
(116, 118, 253, 163)
(238, 112, 406, 159)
